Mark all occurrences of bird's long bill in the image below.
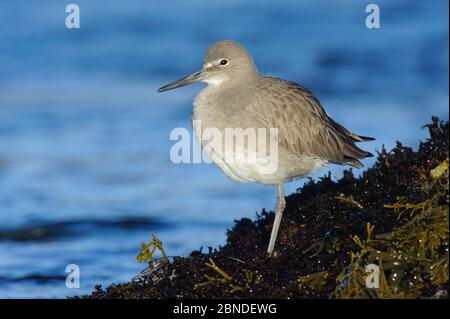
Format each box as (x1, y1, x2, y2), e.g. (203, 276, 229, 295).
(157, 70, 206, 93)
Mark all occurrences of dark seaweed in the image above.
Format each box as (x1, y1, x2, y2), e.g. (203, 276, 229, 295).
(82, 117, 449, 299)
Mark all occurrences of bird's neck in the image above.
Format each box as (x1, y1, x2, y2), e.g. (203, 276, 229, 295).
(193, 78, 256, 122)
(212, 79, 256, 109)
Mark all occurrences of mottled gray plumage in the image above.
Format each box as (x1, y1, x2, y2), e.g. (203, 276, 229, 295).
(253, 77, 373, 169)
(158, 40, 374, 255)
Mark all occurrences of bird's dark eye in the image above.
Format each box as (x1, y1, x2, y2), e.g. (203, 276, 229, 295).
(219, 59, 228, 65)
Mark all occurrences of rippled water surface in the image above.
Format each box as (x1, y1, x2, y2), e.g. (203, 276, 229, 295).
(0, 0, 448, 297)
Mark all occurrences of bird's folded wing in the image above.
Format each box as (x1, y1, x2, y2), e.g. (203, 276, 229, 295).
(253, 77, 372, 167)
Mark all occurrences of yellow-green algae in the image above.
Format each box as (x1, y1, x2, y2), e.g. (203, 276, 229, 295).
(330, 159, 448, 298)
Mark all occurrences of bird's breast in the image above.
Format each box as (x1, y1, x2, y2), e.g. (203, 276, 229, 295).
(192, 92, 282, 184)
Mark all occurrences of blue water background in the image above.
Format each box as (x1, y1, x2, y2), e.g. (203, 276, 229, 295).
(0, 0, 448, 297)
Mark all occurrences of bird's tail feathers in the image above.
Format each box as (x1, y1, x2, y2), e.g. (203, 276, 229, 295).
(328, 118, 375, 142)
(352, 134, 375, 142)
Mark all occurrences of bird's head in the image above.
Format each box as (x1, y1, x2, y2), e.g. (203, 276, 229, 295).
(158, 40, 258, 93)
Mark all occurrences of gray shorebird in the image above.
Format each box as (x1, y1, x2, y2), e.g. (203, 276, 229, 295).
(158, 40, 374, 255)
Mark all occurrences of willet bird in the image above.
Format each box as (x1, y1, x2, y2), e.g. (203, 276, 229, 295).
(158, 40, 374, 255)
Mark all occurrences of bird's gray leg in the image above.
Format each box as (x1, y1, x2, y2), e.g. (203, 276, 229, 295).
(267, 184, 286, 256)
